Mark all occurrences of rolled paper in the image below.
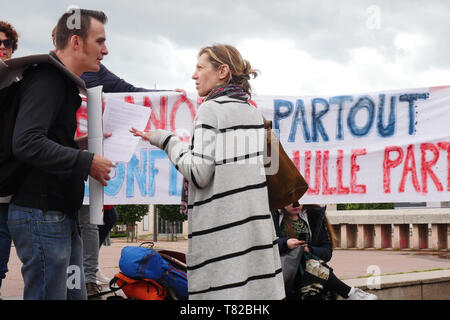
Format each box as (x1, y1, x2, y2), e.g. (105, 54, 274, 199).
(87, 85, 104, 225)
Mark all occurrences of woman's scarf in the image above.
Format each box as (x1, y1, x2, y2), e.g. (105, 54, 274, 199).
(204, 84, 249, 102)
(179, 84, 249, 216)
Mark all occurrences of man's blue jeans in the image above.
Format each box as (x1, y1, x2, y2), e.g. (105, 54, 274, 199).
(0, 203, 11, 290)
(7, 204, 87, 300)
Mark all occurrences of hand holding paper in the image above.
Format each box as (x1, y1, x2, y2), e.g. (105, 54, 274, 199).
(130, 127, 153, 141)
(90, 154, 113, 186)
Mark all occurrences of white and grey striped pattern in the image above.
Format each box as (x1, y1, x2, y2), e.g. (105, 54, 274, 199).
(150, 96, 285, 300)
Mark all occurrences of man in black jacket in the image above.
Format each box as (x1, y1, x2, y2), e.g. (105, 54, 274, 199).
(8, 9, 113, 300)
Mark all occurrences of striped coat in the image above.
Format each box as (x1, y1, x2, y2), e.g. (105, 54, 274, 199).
(150, 96, 285, 300)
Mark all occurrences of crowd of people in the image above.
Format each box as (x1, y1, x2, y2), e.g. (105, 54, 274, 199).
(0, 9, 377, 300)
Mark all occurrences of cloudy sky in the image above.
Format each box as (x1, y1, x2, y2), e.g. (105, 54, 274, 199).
(3, 0, 450, 96)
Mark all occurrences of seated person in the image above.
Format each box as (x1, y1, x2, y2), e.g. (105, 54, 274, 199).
(272, 202, 377, 300)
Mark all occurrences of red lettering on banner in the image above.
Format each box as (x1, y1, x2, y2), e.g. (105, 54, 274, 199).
(399, 145, 420, 192)
(336, 149, 350, 194)
(306, 151, 321, 195)
(170, 95, 196, 142)
(197, 97, 203, 108)
(437, 142, 450, 191)
(76, 97, 87, 137)
(295, 149, 365, 196)
(421, 143, 443, 193)
(322, 150, 336, 195)
(383, 146, 403, 193)
(143, 96, 167, 131)
(304, 151, 314, 194)
(350, 149, 366, 194)
(124, 96, 134, 104)
(292, 150, 300, 171)
(383, 142, 449, 194)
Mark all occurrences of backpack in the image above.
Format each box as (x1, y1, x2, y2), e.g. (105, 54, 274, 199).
(108, 272, 168, 300)
(118, 244, 188, 300)
(0, 80, 27, 196)
(0, 54, 86, 197)
(91, 242, 188, 300)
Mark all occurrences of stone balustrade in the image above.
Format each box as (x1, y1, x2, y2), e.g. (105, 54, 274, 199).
(326, 208, 449, 250)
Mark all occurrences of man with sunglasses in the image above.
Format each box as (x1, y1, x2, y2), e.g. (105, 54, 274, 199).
(0, 21, 17, 61)
(0, 20, 18, 300)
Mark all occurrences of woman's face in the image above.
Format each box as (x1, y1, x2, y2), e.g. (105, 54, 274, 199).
(283, 203, 302, 217)
(0, 32, 13, 61)
(192, 53, 224, 97)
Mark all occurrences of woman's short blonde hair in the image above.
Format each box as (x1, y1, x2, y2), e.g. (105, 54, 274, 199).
(198, 44, 259, 96)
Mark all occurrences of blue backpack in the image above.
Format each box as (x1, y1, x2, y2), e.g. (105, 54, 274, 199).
(119, 244, 188, 300)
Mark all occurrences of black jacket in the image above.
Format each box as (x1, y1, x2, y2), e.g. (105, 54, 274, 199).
(81, 63, 150, 93)
(272, 205, 333, 262)
(11, 57, 93, 215)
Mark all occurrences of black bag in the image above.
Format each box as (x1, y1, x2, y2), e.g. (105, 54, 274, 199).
(0, 53, 86, 197)
(0, 80, 27, 196)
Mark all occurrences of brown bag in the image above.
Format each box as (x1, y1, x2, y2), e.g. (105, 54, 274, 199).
(264, 118, 308, 211)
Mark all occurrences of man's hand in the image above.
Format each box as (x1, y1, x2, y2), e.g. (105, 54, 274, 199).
(89, 154, 113, 186)
(75, 134, 88, 150)
(75, 133, 113, 150)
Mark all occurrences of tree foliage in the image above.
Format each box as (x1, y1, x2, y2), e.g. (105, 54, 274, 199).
(116, 205, 149, 225)
(337, 203, 394, 210)
(157, 205, 186, 241)
(157, 205, 186, 223)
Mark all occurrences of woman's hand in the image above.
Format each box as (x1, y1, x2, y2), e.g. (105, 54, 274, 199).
(287, 238, 310, 252)
(301, 243, 310, 253)
(130, 127, 153, 141)
(287, 239, 302, 250)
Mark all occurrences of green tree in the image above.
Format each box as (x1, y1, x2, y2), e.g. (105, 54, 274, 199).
(116, 205, 149, 224)
(116, 205, 149, 242)
(337, 203, 394, 210)
(157, 205, 187, 241)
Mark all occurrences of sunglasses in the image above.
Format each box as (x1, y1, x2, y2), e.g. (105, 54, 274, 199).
(0, 39, 13, 49)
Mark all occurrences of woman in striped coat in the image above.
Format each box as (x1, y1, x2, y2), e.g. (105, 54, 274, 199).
(131, 44, 285, 300)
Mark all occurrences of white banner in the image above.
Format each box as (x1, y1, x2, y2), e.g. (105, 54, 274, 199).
(78, 86, 450, 204)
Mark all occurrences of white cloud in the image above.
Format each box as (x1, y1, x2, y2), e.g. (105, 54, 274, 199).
(4, 0, 450, 96)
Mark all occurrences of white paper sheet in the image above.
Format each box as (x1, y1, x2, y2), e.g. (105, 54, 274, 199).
(87, 86, 104, 225)
(103, 98, 152, 163)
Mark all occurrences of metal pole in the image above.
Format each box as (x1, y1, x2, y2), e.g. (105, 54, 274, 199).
(153, 205, 158, 242)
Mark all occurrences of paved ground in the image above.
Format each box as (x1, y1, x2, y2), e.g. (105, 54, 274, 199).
(1, 238, 449, 299)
